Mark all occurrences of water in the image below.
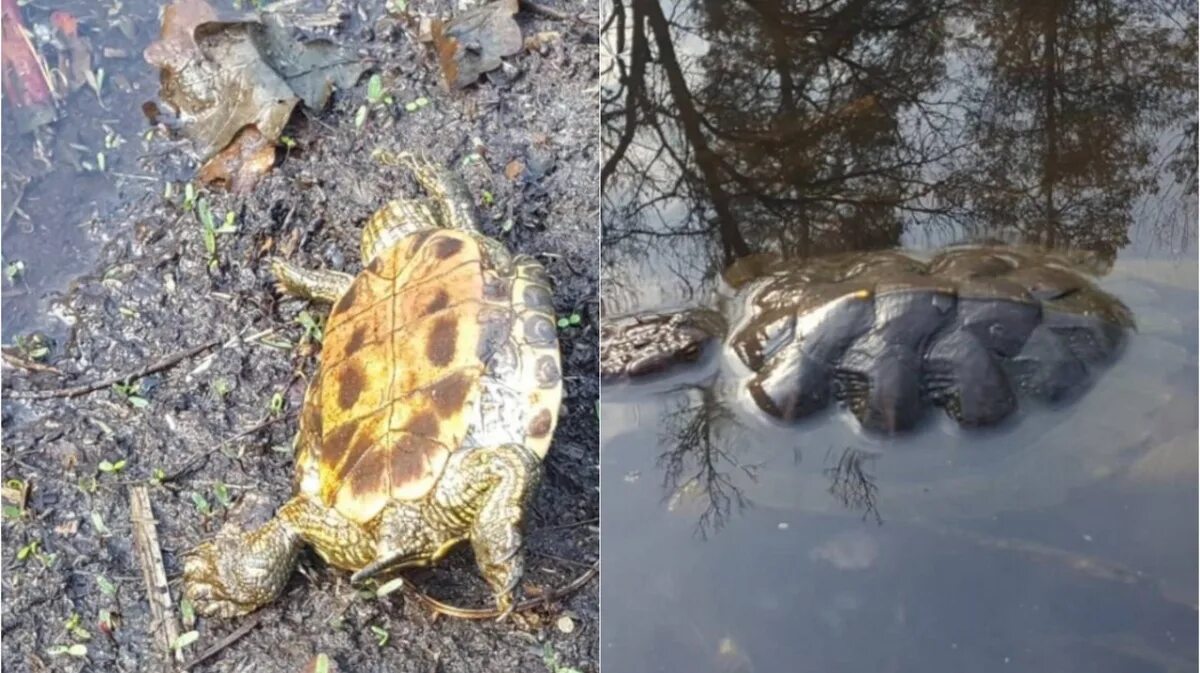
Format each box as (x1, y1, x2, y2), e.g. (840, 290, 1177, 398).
(600, 0, 1197, 671)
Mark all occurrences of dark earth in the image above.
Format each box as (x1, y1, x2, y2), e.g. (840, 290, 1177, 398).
(1, 1, 599, 672)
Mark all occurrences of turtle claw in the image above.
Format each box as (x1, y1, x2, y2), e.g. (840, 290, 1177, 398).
(181, 513, 300, 620)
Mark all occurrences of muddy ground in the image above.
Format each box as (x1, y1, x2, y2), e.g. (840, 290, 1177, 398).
(1, 1, 599, 672)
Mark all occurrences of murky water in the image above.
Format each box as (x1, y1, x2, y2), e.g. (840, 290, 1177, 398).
(600, 0, 1197, 671)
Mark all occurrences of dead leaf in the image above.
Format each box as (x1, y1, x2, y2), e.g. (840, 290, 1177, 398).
(50, 11, 92, 94)
(196, 125, 277, 194)
(523, 30, 560, 52)
(145, 0, 365, 161)
(431, 0, 522, 90)
(504, 158, 525, 180)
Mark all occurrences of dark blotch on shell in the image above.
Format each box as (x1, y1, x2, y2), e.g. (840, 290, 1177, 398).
(333, 281, 360, 316)
(426, 317, 458, 367)
(423, 289, 451, 317)
(432, 236, 464, 260)
(390, 435, 437, 485)
(430, 371, 473, 417)
(527, 408, 553, 439)
(405, 410, 440, 438)
(336, 365, 366, 410)
(345, 324, 369, 354)
(321, 424, 357, 465)
(535, 355, 561, 388)
(524, 314, 557, 346)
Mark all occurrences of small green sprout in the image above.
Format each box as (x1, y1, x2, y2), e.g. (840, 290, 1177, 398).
(481, 190, 495, 207)
(191, 492, 212, 516)
(367, 74, 385, 104)
(5, 260, 25, 283)
(404, 96, 429, 112)
(212, 378, 232, 398)
(3, 504, 23, 520)
(213, 483, 232, 509)
(180, 598, 196, 628)
(13, 333, 49, 360)
(90, 511, 110, 535)
(151, 468, 167, 485)
(370, 625, 390, 647)
(98, 609, 117, 635)
(112, 379, 149, 408)
(98, 459, 127, 474)
(354, 104, 368, 129)
(46, 643, 88, 658)
(64, 613, 91, 641)
(557, 313, 582, 329)
(171, 630, 199, 654)
(182, 183, 197, 211)
(96, 575, 117, 596)
(269, 391, 286, 416)
(280, 135, 297, 150)
(296, 310, 324, 343)
(16, 540, 39, 562)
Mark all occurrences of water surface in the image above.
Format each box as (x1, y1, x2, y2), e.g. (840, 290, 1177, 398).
(600, 0, 1197, 670)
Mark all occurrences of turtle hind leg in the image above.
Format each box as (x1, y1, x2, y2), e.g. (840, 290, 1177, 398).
(461, 444, 542, 614)
(270, 258, 354, 303)
(183, 496, 304, 618)
(360, 198, 442, 264)
(183, 496, 376, 618)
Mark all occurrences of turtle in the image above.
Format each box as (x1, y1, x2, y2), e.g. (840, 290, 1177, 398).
(182, 153, 562, 618)
(601, 245, 1134, 433)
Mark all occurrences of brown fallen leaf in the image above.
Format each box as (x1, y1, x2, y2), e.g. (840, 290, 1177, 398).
(431, 0, 522, 90)
(504, 158, 525, 181)
(196, 125, 277, 194)
(50, 10, 93, 94)
(145, 0, 295, 160)
(145, 0, 365, 162)
(523, 30, 560, 53)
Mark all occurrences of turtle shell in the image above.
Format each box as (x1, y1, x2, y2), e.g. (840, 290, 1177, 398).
(730, 246, 1132, 431)
(292, 229, 561, 524)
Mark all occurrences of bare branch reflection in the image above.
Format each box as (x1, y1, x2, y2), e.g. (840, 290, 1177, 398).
(656, 384, 757, 537)
(824, 446, 883, 525)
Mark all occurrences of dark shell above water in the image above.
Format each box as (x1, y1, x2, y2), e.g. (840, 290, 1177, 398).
(601, 246, 1135, 434)
(732, 247, 1133, 432)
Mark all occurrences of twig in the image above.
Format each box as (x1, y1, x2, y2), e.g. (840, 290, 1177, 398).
(181, 612, 266, 670)
(7, 339, 221, 400)
(129, 486, 184, 665)
(531, 516, 598, 534)
(1, 348, 63, 375)
(403, 561, 598, 620)
(518, 0, 598, 26)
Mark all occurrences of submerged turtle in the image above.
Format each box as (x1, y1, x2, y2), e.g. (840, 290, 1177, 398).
(183, 154, 562, 618)
(602, 246, 1133, 433)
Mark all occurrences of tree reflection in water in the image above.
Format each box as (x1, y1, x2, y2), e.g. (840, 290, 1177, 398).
(602, 0, 1194, 535)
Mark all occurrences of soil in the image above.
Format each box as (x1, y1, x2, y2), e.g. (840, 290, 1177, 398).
(1, 2, 600, 672)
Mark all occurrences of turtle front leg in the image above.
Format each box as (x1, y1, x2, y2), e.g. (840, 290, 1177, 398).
(461, 444, 543, 614)
(270, 258, 354, 303)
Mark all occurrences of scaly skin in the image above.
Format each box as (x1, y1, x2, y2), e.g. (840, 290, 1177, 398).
(183, 153, 551, 618)
(182, 444, 541, 617)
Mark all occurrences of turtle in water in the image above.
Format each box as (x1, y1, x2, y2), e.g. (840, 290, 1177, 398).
(183, 154, 562, 618)
(601, 246, 1133, 433)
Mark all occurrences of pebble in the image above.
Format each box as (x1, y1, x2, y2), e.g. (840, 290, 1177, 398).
(556, 615, 576, 634)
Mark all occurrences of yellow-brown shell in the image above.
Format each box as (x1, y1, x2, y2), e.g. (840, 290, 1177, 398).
(292, 229, 562, 524)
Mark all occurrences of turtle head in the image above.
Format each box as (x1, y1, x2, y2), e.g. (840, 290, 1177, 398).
(600, 310, 724, 379)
